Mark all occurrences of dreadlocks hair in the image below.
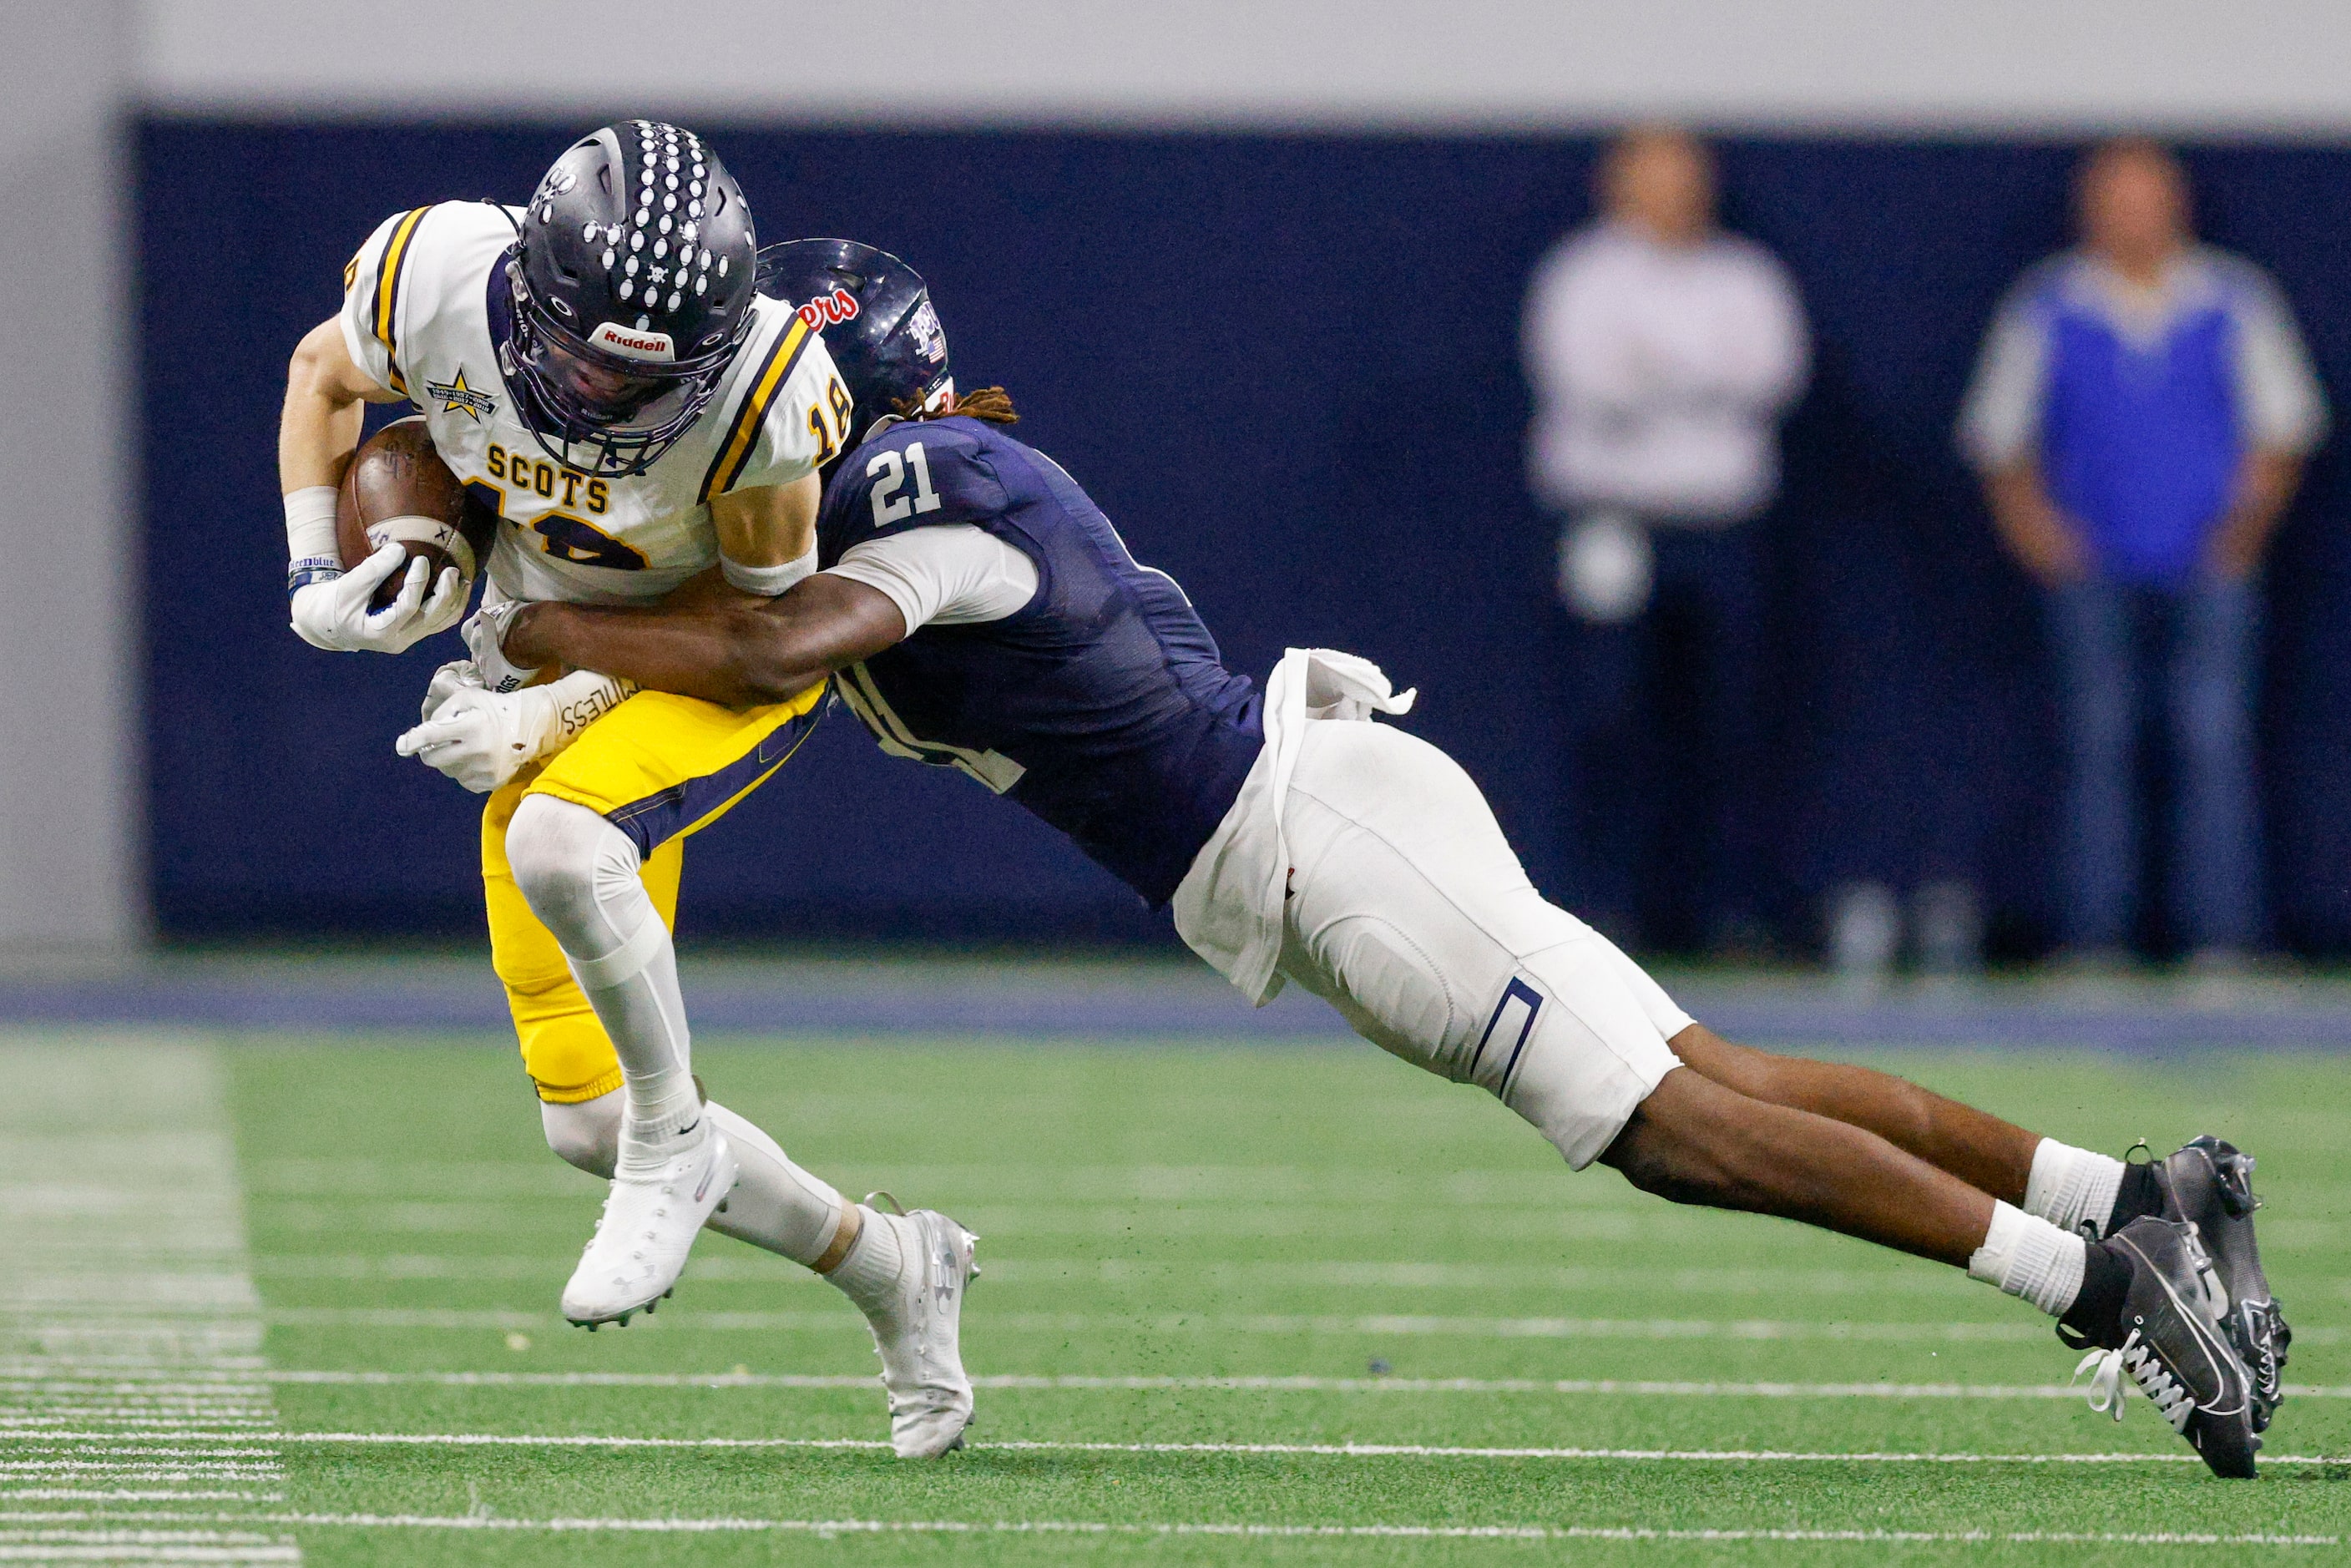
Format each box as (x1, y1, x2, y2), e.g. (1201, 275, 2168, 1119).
(897, 386, 1019, 425)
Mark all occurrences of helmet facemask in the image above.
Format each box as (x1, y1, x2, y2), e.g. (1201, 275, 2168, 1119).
(498, 120, 760, 479)
(503, 258, 745, 477)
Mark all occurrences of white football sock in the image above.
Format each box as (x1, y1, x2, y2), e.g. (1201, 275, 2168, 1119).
(2022, 1138, 2126, 1238)
(827, 1205, 911, 1318)
(540, 1090, 847, 1267)
(1967, 1199, 2088, 1318)
(508, 796, 699, 1163)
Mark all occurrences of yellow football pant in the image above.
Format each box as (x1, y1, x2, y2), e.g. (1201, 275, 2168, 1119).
(481, 683, 825, 1102)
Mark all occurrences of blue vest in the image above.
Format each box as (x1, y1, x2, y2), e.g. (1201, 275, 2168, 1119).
(2036, 271, 2243, 584)
(815, 417, 1265, 907)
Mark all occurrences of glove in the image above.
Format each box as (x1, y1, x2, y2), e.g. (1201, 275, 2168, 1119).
(396, 668, 633, 793)
(290, 541, 465, 654)
(462, 598, 544, 693)
(396, 685, 550, 793)
(420, 658, 486, 722)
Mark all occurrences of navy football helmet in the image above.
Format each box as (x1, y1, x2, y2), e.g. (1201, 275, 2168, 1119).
(756, 239, 953, 457)
(500, 121, 760, 477)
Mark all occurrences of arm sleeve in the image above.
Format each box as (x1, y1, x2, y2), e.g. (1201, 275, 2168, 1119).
(824, 525, 1039, 633)
(2227, 264, 2328, 453)
(1957, 288, 2049, 471)
(336, 207, 432, 399)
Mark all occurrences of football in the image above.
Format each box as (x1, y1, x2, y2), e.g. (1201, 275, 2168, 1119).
(335, 417, 499, 609)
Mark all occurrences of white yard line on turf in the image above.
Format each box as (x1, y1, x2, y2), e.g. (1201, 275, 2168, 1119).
(247, 1252, 2062, 1297)
(8, 1431, 2336, 1465)
(233, 1368, 2351, 1400)
(0, 1042, 299, 1568)
(247, 1251, 2351, 1302)
(0, 1512, 2339, 1547)
(232, 1306, 2351, 1345)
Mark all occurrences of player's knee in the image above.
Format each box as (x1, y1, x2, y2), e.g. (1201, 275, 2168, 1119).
(1602, 1120, 1722, 1207)
(507, 794, 634, 940)
(1599, 1070, 1753, 1208)
(541, 1090, 620, 1178)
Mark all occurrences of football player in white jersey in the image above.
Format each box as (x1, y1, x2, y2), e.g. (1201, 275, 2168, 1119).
(276, 124, 977, 1459)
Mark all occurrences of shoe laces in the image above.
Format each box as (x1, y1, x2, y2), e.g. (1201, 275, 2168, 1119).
(2075, 1329, 2192, 1432)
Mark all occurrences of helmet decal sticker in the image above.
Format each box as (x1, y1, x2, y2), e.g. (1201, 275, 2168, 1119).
(797, 288, 862, 331)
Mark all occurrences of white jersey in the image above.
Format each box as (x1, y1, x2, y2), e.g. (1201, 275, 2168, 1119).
(338, 201, 847, 606)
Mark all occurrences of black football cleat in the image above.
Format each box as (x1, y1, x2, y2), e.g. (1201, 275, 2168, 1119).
(2061, 1216, 2259, 1479)
(2154, 1136, 2288, 1432)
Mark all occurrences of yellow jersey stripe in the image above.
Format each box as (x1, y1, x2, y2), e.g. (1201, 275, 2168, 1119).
(700, 314, 811, 502)
(373, 207, 429, 393)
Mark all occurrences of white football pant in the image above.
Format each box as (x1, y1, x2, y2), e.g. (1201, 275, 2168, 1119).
(1272, 721, 1686, 1168)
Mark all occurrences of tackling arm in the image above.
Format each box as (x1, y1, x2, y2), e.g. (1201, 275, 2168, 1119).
(502, 574, 908, 710)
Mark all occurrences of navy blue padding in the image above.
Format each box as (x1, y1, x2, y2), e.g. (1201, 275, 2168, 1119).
(140, 124, 2351, 952)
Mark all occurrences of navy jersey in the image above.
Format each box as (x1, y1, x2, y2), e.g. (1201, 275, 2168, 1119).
(815, 417, 1264, 906)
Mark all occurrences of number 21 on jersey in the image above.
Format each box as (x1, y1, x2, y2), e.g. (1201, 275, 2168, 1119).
(869, 442, 942, 527)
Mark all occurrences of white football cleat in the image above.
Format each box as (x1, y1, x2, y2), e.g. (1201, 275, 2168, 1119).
(561, 1123, 738, 1328)
(862, 1201, 980, 1458)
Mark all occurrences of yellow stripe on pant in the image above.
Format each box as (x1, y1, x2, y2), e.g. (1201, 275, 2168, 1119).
(481, 683, 826, 1103)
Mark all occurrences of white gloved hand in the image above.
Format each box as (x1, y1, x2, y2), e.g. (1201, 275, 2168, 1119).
(395, 685, 552, 793)
(396, 667, 634, 793)
(290, 541, 465, 654)
(462, 598, 545, 693)
(420, 658, 487, 722)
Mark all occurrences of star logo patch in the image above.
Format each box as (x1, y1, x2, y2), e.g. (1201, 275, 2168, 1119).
(427, 368, 498, 423)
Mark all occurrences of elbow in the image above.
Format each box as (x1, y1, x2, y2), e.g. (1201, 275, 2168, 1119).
(286, 324, 345, 402)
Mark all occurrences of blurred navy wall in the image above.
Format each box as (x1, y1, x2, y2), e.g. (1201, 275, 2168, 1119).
(139, 123, 2351, 953)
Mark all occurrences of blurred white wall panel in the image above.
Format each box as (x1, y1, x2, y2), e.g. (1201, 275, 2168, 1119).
(139, 0, 2351, 133)
(0, 1, 138, 950)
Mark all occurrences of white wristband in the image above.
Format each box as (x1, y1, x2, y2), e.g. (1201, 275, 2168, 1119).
(285, 486, 341, 563)
(720, 546, 817, 596)
(285, 486, 343, 594)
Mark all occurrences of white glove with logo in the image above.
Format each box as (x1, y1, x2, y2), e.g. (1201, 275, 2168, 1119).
(461, 598, 546, 693)
(290, 541, 465, 654)
(397, 663, 633, 794)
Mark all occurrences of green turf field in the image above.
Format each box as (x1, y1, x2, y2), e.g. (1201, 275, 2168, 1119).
(8, 1032, 2350, 1564)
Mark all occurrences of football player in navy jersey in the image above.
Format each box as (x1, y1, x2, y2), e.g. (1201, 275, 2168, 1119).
(452, 241, 2285, 1477)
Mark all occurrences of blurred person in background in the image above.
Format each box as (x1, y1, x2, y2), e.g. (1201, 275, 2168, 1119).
(1960, 139, 2326, 973)
(1523, 126, 1809, 955)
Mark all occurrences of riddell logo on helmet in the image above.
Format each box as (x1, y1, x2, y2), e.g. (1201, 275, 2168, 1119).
(588, 322, 676, 362)
(797, 289, 861, 331)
